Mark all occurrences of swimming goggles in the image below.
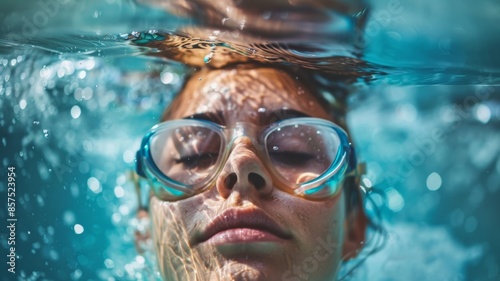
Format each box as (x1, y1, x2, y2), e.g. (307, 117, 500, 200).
(136, 117, 356, 201)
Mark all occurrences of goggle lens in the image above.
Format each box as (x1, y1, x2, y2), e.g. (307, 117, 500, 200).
(265, 124, 341, 186)
(150, 125, 223, 186)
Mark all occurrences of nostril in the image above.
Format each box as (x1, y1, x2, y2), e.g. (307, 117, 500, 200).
(224, 173, 238, 189)
(248, 172, 266, 190)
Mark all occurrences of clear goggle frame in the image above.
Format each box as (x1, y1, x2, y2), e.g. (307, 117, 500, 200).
(136, 117, 356, 201)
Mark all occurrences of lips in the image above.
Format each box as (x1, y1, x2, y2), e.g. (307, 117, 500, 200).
(194, 208, 292, 245)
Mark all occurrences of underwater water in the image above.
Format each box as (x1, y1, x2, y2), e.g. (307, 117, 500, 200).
(0, 0, 499, 280)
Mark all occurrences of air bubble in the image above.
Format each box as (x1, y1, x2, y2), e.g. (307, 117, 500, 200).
(160, 72, 174, 84)
(64, 211, 75, 225)
(81, 87, 93, 100)
(122, 150, 135, 163)
(78, 70, 86, 79)
(114, 186, 124, 198)
(74, 224, 84, 234)
(362, 178, 373, 188)
(71, 105, 81, 119)
(19, 99, 27, 109)
(475, 104, 491, 124)
(104, 259, 115, 269)
(71, 269, 82, 280)
(134, 255, 145, 265)
(87, 177, 102, 193)
(426, 172, 442, 191)
(386, 187, 404, 212)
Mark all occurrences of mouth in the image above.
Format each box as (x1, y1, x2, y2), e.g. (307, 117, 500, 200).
(194, 208, 292, 246)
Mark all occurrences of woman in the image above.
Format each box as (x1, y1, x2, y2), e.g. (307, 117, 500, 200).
(135, 64, 368, 281)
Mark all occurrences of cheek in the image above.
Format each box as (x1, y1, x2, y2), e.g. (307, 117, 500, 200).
(149, 198, 199, 279)
(277, 193, 345, 261)
(281, 192, 344, 234)
(149, 196, 221, 280)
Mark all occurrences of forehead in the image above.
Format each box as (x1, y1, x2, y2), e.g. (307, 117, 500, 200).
(165, 67, 332, 123)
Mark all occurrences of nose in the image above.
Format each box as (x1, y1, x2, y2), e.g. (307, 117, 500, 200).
(215, 137, 273, 199)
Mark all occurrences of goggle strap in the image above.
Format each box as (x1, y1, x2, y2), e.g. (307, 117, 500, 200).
(355, 162, 367, 177)
(129, 170, 150, 211)
(347, 145, 357, 174)
(135, 150, 146, 177)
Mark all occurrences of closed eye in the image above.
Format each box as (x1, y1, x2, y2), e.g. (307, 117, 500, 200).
(175, 153, 219, 169)
(269, 151, 315, 166)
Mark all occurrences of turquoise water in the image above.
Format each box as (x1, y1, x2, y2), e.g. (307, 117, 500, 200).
(0, 0, 499, 280)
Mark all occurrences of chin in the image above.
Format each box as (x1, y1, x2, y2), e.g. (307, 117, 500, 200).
(207, 261, 275, 281)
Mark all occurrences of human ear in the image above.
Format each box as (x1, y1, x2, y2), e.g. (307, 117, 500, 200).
(341, 176, 368, 260)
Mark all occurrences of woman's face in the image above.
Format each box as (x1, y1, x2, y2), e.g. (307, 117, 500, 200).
(147, 66, 364, 281)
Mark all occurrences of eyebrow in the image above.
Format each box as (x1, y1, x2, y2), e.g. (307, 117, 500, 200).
(182, 108, 311, 125)
(183, 111, 225, 125)
(263, 108, 311, 124)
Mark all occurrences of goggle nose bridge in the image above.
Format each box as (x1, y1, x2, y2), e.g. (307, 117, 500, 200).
(224, 122, 262, 140)
(219, 122, 268, 163)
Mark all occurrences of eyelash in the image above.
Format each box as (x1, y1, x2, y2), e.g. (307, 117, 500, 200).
(269, 151, 315, 165)
(175, 153, 219, 168)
